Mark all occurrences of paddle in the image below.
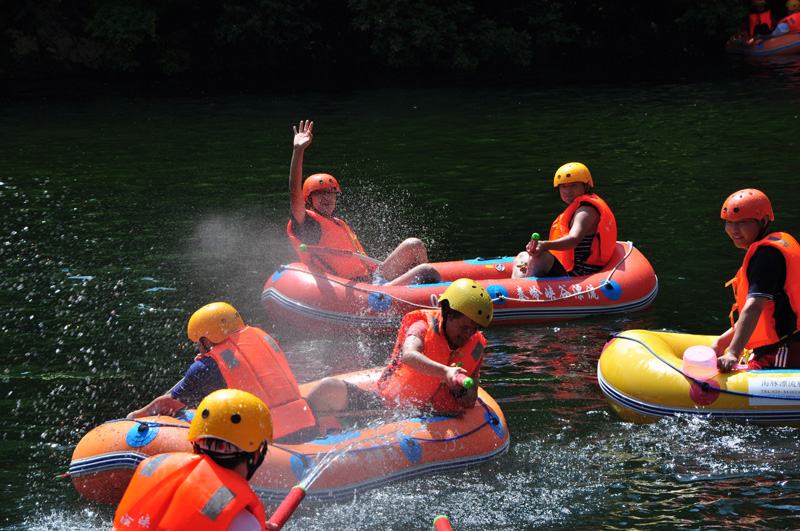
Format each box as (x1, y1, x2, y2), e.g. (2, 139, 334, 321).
(297, 243, 383, 266)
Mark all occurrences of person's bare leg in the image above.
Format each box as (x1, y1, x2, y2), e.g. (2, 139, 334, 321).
(304, 378, 349, 415)
(378, 238, 428, 280)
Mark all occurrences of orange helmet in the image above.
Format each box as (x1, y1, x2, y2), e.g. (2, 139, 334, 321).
(303, 173, 341, 202)
(553, 162, 593, 188)
(720, 188, 774, 222)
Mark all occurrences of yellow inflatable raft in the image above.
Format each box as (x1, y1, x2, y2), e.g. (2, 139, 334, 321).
(598, 330, 800, 425)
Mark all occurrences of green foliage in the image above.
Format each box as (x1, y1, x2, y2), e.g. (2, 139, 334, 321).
(0, 0, 755, 79)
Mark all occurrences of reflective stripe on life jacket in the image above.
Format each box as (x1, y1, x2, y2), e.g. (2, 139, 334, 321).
(199, 326, 317, 441)
(726, 232, 800, 349)
(113, 453, 266, 531)
(749, 10, 774, 35)
(286, 209, 372, 279)
(377, 309, 485, 413)
(549, 193, 617, 273)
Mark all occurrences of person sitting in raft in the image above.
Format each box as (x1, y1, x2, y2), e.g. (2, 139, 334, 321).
(127, 302, 318, 442)
(288, 119, 440, 285)
(114, 389, 275, 531)
(748, 0, 776, 37)
(305, 278, 493, 417)
(511, 162, 617, 279)
(768, 0, 800, 37)
(714, 189, 800, 372)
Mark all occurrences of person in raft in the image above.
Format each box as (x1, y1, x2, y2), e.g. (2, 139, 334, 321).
(114, 389, 274, 531)
(511, 162, 617, 279)
(127, 302, 318, 442)
(714, 189, 800, 372)
(288, 119, 440, 285)
(768, 0, 800, 37)
(305, 278, 493, 417)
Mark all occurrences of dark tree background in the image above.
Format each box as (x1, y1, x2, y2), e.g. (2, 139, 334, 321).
(0, 1, 782, 82)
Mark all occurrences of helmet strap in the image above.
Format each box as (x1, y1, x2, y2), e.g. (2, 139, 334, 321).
(246, 441, 269, 480)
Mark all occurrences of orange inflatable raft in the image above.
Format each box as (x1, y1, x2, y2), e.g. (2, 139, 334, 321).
(726, 32, 800, 56)
(261, 241, 658, 331)
(68, 369, 509, 505)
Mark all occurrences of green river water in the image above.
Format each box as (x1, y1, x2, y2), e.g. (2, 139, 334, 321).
(2, 60, 800, 529)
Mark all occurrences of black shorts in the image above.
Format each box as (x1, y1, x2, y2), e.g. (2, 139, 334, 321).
(345, 382, 384, 411)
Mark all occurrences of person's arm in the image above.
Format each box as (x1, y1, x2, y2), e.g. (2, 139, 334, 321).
(127, 393, 186, 419)
(532, 206, 599, 256)
(712, 327, 734, 356)
(717, 296, 768, 372)
(399, 335, 466, 387)
(290, 120, 314, 225)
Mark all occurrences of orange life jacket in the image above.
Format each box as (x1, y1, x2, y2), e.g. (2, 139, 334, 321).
(749, 10, 774, 35)
(781, 12, 800, 32)
(377, 309, 485, 413)
(726, 232, 800, 349)
(549, 193, 617, 272)
(113, 453, 266, 531)
(199, 326, 317, 441)
(286, 209, 372, 279)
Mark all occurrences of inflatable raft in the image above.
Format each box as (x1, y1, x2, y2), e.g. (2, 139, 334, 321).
(726, 32, 800, 57)
(598, 329, 800, 424)
(261, 241, 658, 331)
(68, 369, 509, 505)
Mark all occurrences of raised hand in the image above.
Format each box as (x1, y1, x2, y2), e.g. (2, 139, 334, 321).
(293, 120, 314, 151)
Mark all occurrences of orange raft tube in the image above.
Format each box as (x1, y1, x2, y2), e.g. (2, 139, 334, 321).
(726, 32, 800, 56)
(68, 369, 509, 505)
(261, 241, 658, 331)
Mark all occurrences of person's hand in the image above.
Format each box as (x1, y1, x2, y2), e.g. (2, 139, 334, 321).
(717, 349, 739, 372)
(525, 239, 539, 254)
(444, 365, 467, 388)
(293, 120, 314, 151)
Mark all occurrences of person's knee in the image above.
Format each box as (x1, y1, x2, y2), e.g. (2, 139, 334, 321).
(400, 238, 427, 260)
(416, 264, 441, 283)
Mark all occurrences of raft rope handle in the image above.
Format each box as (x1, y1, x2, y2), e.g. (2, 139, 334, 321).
(498, 241, 635, 303)
(104, 418, 191, 429)
(277, 241, 637, 309)
(272, 398, 499, 457)
(611, 333, 800, 402)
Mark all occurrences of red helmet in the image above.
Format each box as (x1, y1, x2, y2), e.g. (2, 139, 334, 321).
(720, 188, 774, 222)
(303, 173, 341, 202)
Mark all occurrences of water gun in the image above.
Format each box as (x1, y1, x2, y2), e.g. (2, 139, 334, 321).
(433, 515, 454, 530)
(266, 485, 306, 530)
(516, 232, 540, 272)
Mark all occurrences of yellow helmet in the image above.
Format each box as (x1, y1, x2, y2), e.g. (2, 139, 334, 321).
(187, 302, 245, 344)
(188, 389, 273, 451)
(438, 278, 493, 328)
(788, 0, 800, 12)
(553, 162, 593, 188)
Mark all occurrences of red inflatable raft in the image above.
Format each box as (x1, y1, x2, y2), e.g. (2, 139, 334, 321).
(68, 369, 509, 505)
(261, 241, 658, 331)
(726, 32, 800, 56)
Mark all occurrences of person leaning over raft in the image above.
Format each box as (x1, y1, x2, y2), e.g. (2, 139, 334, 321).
(114, 389, 275, 531)
(287, 119, 440, 286)
(714, 189, 800, 372)
(305, 278, 493, 417)
(127, 302, 318, 442)
(512, 162, 617, 279)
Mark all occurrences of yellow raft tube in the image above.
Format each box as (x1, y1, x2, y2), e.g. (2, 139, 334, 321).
(598, 329, 800, 425)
